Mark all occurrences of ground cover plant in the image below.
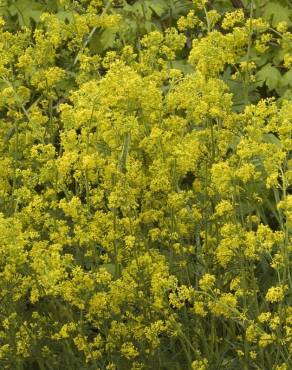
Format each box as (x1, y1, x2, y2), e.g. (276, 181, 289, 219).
(0, 0, 291, 369)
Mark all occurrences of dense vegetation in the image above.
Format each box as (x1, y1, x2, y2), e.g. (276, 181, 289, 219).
(0, 0, 291, 369)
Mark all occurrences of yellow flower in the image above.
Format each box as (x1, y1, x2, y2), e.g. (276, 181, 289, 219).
(274, 364, 288, 370)
(209, 293, 237, 318)
(276, 21, 288, 33)
(199, 274, 216, 291)
(192, 0, 208, 10)
(258, 312, 271, 323)
(191, 358, 208, 370)
(258, 333, 275, 348)
(120, 342, 139, 359)
(265, 286, 286, 303)
(246, 324, 259, 343)
(222, 9, 245, 30)
(193, 301, 207, 317)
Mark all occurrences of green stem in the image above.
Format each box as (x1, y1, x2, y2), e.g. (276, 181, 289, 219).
(244, 0, 254, 106)
(73, 1, 112, 66)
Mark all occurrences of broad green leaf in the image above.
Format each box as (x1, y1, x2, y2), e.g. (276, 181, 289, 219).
(56, 10, 74, 23)
(100, 28, 116, 50)
(262, 1, 292, 26)
(256, 63, 282, 90)
(263, 133, 282, 148)
(272, 49, 286, 66)
(170, 60, 194, 75)
(124, 1, 152, 21)
(8, 0, 43, 26)
(101, 263, 115, 276)
(144, 20, 156, 33)
(90, 29, 116, 53)
(280, 69, 292, 88)
(148, 0, 168, 17)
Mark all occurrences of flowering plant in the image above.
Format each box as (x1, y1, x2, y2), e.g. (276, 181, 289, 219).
(0, 1, 291, 369)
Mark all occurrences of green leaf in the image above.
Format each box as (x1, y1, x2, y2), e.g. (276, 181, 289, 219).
(262, 1, 292, 27)
(171, 0, 193, 17)
(56, 10, 74, 23)
(170, 60, 194, 75)
(263, 133, 282, 148)
(148, 0, 168, 17)
(256, 63, 282, 90)
(280, 69, 292, 88)
(101, 263, 115, 276)
(124, 1, 152, 21)
(144, 20, 156, 33)
(89, 29, 116, 53)
(4, 127, 15, 143)
(8, 0, 43, 26)
(100, 29, 116, 50)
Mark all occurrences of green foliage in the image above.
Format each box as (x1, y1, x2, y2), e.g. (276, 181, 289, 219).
(257, 63, 282, 90)
(262, 0, 292, 26)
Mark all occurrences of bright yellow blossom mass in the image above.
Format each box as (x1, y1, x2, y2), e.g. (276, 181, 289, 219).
(0, 0, 291, 369)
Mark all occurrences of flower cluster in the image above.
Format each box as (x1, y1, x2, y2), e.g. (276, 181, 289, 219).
(0, 1, 291, 369)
